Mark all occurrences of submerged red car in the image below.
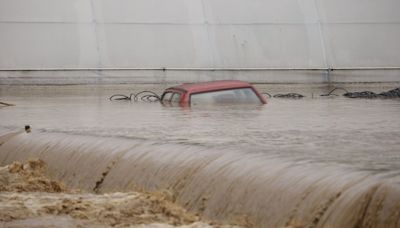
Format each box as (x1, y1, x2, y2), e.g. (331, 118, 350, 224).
(161, 80, 267, 106)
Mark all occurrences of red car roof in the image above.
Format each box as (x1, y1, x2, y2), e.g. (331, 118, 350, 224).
(168, 80, 254, 94)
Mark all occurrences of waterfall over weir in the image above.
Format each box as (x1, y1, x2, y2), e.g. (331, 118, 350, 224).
(0, 131, 399, 227)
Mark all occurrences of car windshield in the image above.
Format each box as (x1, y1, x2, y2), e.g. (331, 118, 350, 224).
(190, 88, 262, 105)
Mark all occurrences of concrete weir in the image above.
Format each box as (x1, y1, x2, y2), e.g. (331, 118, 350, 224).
(1, 131, 399, 227)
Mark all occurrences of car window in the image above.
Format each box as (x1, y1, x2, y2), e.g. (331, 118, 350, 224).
(190, 88, 261, 105)
(161, 92, 173, 102)
(171, 93, 181, 103)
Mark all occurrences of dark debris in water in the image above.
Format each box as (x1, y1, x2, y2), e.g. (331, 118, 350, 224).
(109, 91, 161, 102)
(273, 93, 305, 99)
(343, 88, 400, 99)
(261, 87, 400, 99)
(320, 87, 349, 97)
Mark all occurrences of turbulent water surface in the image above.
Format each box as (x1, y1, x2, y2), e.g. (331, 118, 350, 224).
(1, 83, 400, 227)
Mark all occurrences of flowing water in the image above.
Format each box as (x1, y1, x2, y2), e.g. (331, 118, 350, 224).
(1, 84, 400, 227)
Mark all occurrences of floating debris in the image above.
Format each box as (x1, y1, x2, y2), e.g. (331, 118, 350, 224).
(344, 87, 400, 98)
(320, 87, 349, 97)
(25, 125, 31, 133)
(110, 91, 160, 102)
(378, 87, 400, 98)
(0, 101, 15, 106)
(273, 93, 305, 99)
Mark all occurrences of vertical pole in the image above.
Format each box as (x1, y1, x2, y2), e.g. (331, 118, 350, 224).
(313, 0, 330, 83)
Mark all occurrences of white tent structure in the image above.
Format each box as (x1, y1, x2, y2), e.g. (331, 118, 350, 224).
(0, 0, 399, 84)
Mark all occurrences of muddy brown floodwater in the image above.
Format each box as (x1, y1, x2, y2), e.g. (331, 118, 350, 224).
(0, 159, 242, 228)
(0, 83, 400, 227)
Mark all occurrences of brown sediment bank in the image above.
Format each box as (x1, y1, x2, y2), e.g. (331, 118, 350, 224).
(0, 159, 242, 228)
(1, 132, 400, 227)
